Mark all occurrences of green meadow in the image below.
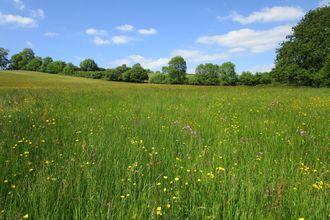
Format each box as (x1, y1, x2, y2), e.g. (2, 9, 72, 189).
(0, 70, 329, 219)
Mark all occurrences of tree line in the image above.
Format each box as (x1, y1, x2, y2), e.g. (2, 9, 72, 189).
(1, 5, 329, 87)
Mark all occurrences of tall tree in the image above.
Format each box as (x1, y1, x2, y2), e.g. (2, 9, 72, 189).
(195, 63, 220, 85)
(219, 61, 237, 86)
(0, 47, 10, 69)
(271, 5, 330, 86)
(39, 57, 54, 72)
(167, 56, 187, 84)
(80, 59, 98, 71)
(26, 56, 42, 71)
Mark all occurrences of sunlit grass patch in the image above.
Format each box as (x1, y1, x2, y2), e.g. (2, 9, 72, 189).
(0, 70, 329, 219)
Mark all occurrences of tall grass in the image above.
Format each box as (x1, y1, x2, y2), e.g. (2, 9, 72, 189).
(0, 70, 329, 219)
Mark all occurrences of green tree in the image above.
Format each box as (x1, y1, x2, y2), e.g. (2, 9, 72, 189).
(122, 63, 149, 83)
(47, 61, 66, 74)
(62, 62, 78, 75)
(26, 57, 42, 71)
(7, 48, 35, 70)
(39, 57, 53, 72)
(272, 5, 330, 86)
(195, 63, 220, 85)
(219, 61, 237, 86)
(314, 54, 330, 87)
(7, 53, 23, 70)
(0, 47, 10, 69)
(80, 59, 98, 71)
(238, 71, 257, 86)
(167, 56, 187, 84)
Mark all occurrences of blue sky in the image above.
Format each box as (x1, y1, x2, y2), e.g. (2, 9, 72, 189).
(1, 0, 329, 73)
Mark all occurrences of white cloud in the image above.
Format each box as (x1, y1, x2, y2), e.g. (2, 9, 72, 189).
(109, 58, 132, 67)
(26, 41, 33, 47)
(12, 0, 25, 9)
(29, 9, 45, 19)
(171, 49, 229, 62)
(318, 0, 330, 6)
(109, 55, 169, 69)
(116, 24, 135, 31)
(111, 35, 139, 44)
(244, 64, 275, 73)
(92, 36, 110, 45)
(138, 28, 157, 34)
(196, 25, 292, 53)
(0, 12, 37, 27)
(228, 47, 246, 53)
(128, 55, 170, 69)
(86, 28, 107, 35)
(44, 32, 59, 36)
(218, 6, 305, 24)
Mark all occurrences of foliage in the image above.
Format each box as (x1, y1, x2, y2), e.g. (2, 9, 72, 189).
(62, 63, 79, 76)
(238, 71, 256, 86)
(149, 73, 167, 84)
(46, 61, 66, 74)
(25, 57, 42, 71)
(39, 57, 53, 72)
(272, 6, 330, 86)
(0, 47, 10, 69)
(167, 56, 187, 84)
(122, 63, 149, 83)
(7, 48, 35, 70)
(80, 59, 98, 71)
(219, 61, 238, 86)
(195, 63, 220, 85)
(103, 69, 121, 81)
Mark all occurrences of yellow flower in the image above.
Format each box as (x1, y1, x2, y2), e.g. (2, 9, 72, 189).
(163, 176, 168, 179)
(11, 185, 15, 188)
(23, 214, 29, 219)
(166, 204, 171, 208)
(157, 207, 161, 211)
(298, 218, 305, 220)
(174, 177, 179, 181)
(4, 180, 8, 183)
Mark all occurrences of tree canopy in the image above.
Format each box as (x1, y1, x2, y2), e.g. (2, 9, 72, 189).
(0, 47, 10, 69)
(80, 59, 98, 71)
(271, 5, 330, 86)
(167, 56, 187, 84)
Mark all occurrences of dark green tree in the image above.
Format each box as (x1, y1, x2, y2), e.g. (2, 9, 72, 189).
(0, 47, 10, 69)
(47, 61, 66, 74)
(26, 57, 42, 71)
(167, 56, 187, 84)
(238, 71, 257, 86)
(219, 61, 237, 86)
(80, 59, 98, 71)
(195, 63, 220, 85)
(272, 5, 330, 86)
(39, 57, 53, 72)
(122, 63, 149, 82)
(62, 62, 78, 75)
(7, 53, 23, 70)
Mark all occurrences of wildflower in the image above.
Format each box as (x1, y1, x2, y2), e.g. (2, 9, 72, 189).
(174, 177, 179, 181)
(163, 176, 168, 179)
(163, 188, 167, 192)
(166, 204, 171, 208)
(23, 214, 29, 219)
(156, 183, 161, 186)
(4, 180, 8, 183)
(157, 207, 161, 211)
(120, 195, 124, 198)
(298, 218, 305, 220)
(11, 185, 15, 188)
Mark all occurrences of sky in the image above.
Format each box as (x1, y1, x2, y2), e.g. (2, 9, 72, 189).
(1, 0, 329, 74)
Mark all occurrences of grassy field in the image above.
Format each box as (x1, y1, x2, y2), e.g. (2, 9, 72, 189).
(0, 70, 329, 219)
